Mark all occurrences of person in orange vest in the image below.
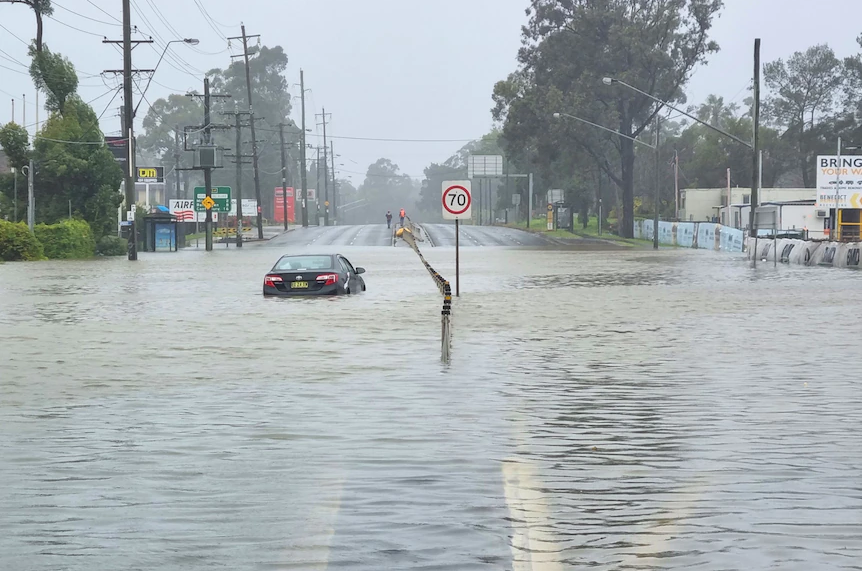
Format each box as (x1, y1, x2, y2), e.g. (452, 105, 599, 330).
(399, 208, 406, 226)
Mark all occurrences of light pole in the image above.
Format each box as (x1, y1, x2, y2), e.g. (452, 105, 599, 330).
(11, 166, 17, 223)
(603, 38, 761, 244)
(553, 111, 660, 249)
(133, 38, 199, 119)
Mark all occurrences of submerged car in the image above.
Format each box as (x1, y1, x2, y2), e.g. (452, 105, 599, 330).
(263, 253, 366, 296)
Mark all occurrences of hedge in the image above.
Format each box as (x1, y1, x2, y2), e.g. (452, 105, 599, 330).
(0, 220, 45, 261)
(34, 219, 97, 259)
(96, 235, 127, 256)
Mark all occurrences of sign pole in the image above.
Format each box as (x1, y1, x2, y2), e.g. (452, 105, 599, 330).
(442, 181, 471, 297)
(455, 219, 460, 297)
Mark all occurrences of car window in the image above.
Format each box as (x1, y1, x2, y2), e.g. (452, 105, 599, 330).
(340, 257, 356, 274)
(338, 257, 352, 274)
(274, 256, 334, 271)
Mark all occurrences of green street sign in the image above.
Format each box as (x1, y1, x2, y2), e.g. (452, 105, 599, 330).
(194, 187, 231, 212)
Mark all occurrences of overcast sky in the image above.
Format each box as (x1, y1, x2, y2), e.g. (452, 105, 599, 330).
(1, 0, 860, 182)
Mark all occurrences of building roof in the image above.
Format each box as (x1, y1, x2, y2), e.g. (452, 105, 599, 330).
(729, 199, 817, 207)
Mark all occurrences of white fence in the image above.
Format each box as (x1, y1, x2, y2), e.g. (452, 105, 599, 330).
(634, 220, 745, 253)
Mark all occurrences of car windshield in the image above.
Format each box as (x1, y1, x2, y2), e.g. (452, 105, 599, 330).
(273, 255, 333, 271)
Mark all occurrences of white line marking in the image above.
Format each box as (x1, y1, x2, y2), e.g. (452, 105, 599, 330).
(503, 459, 565, 571)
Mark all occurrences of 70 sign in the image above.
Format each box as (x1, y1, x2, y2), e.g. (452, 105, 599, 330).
(442, 181, 472, 220)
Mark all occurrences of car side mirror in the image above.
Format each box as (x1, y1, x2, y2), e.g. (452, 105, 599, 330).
(355, 267, 366, 275)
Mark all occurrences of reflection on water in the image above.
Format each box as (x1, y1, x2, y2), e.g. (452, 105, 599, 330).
(1, 246, 861, 570)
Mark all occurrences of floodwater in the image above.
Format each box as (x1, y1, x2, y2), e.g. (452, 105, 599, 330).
(1, 238, 861, 570)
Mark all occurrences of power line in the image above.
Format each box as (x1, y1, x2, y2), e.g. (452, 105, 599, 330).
(129, 0, 205, 76)
(86, 0, 122, 23)
(192, 0, 230, 41)
(196, 1, 233, 28)
(52, 1, 122, 27)
(0, 22, 29, 46)
(141, 0, 229, 56)
(45, 14, 108, 38)
(0, 47, 27, 67)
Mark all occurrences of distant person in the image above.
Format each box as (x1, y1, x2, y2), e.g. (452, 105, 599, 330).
(386, 210, 393, 229)
(399, 208, 406, 226)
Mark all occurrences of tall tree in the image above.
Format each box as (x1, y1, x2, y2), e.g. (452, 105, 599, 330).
(0, 122, 31, 169)
(28, 44, 78, 113)
(763, 44, 844, 187)
(32, 97, 123, 236)
(493, 0, 723, 237)
(0, 0, 52, 53)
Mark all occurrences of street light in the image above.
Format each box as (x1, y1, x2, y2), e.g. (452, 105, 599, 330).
(602, 77, 752, 148)
(554, 111, 661, 249)
(133, 38, 200, 118)
(10, 166, 17, 223)
(603, 73, 764, 252)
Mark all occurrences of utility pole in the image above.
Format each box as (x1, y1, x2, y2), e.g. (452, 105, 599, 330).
(298, 70, 309, 227)
(235, 111, 244, 247)
(750, 38, 761, 236)
(203, 78, 214, 251)
(330, 139, 337, 225)
(186, 79, 231, 251)
(278, 123, 290, 231)
(12, 166, 18, 223)
(27, 158, 34, 232)
(103, 1, 153, 261)
(174, 126, 181, 200)
(121, 0, 135, 258)
(316, 145, 321, 225)
(654, 114, 660, 250)
(223, 107, 253, 248)
(674, 149, 679, 220)
(228, 25, 263, 238)
(317, 108, 332, 226)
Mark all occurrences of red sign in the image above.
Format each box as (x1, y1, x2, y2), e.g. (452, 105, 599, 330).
(442, 184, 472, 216)
(274, 187, 296, 223)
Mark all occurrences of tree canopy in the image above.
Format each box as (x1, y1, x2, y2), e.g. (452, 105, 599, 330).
(492, 0, 723, 237)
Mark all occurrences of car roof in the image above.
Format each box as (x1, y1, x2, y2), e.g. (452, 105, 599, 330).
(279, 253, 338, 259)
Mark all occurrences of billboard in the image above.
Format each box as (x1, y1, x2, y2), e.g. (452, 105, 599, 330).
(169, 199, 217, 222)
(105, 136, 128, 165)
(136, 166, 164, 183)
(816, 155, 862, 208)
(274, 187, 296, 223)
(468, 154, 503, 178)
(229, 199, 259, 217)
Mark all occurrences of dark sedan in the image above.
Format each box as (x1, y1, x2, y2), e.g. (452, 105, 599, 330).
(263, 254, 366, 296)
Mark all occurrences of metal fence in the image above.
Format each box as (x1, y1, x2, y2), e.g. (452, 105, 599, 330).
(399, 226, 452, 362)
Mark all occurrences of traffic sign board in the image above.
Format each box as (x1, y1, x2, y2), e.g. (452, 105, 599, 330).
(202, 196, 215, 210)
(442, 181, 472, 220)
(194, 187, 231, 212)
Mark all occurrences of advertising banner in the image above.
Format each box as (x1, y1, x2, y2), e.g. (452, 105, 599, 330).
(815, 155, 862, 208)
(273, 187, 296, 223)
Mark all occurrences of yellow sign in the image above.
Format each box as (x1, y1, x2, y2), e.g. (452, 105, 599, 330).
(547, 204, 554, 211)
(201, 196, 215, 210)
(324, 201, 330, 207)
(138, 167, 157, 179)
(852, 194, 862, 208)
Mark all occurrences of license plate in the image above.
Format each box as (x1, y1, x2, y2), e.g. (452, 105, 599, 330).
(290, 281, 309, 289)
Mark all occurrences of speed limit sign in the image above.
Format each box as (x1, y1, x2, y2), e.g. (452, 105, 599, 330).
(442, 181, 472, 220)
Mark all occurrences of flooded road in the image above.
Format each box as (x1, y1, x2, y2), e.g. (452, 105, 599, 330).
(422, 223, 551, 247)
(2, 241, 861, 570)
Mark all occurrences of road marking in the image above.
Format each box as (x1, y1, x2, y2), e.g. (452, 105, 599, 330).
(319, 475, 345, 570)
(502, 459, 565, 571)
